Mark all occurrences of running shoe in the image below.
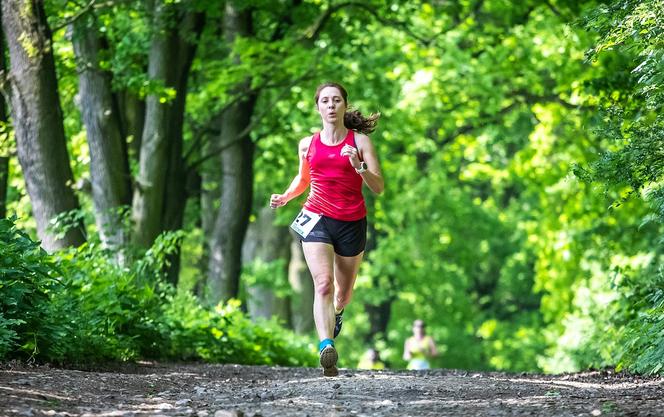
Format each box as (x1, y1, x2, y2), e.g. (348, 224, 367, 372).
(319, 344, 339, 377)
(333, 309, 344, 338)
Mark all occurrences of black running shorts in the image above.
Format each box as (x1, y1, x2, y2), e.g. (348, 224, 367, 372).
(301, 216, 367, 257)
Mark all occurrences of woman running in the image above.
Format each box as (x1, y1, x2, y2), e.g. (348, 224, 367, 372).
(270, 82, 384, 376)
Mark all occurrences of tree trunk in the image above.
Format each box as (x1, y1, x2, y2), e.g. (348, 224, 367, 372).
(0, 26, 8, 219)
(288, 233, 315, 333)
(364, 298, 394, 343)
(117, 90, 145, 162)
(1, 0, 85, 250)
(206, 99, 255, 302)
(0, 156, 7, 219)
(131, 0, 180, 248)
(161, 10, 205, 285)
(198, 150, 220, 298)
(206, 3, 256, 304)
(242, 206, 292, 323)
(71, 14, 131, 251)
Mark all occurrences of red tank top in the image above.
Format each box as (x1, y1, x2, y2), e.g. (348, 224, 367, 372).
(303, 130, 367, 221)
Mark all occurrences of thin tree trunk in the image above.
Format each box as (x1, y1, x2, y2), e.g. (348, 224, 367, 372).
(2, 0, 85, 250)
(71, 14, 131, 251)
(0, 156, 7, 219)
(198, 135, 220, 298)
(206, 3, 256, 303)
(206, 98, 255, 302)
(242, 206, 292, 323)
(161, 10, 205, 285)
(288, 233, 315, 333)
(0, 25, 8, 219)
(131, 0, 179, 248)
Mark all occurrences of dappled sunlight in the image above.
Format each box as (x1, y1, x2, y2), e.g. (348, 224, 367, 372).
(498, 376, 664, 391)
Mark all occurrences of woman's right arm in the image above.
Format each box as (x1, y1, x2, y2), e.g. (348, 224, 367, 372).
(270, 136, 311, 208)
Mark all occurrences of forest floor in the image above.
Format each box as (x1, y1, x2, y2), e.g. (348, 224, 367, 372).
(1, 361, 663, 417)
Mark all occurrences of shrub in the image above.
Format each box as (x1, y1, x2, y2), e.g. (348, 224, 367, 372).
(0, 217, 317, 367)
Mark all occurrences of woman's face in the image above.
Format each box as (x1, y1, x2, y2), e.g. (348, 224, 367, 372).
(317, 86, 346, 123)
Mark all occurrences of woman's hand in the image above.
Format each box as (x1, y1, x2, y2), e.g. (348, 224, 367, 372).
(269, 193, 287, 209)
(341, 144, 361, 169)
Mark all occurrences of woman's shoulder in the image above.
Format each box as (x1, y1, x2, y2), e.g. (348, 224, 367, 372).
(299, 134, 316, 148)
(353, 131, 372, 146)
(298, 134, 315, 157)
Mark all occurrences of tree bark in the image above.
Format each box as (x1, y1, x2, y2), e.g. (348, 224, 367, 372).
(198, 145, 220, 298)
(132, 2, 205, 284)
(242, 206, 292, 323)
(1, 0, 85, 250)
(206, 3, 257, 303)
(117, 90, 145, 162)
(206, 97, 255, 302)
(161, 10, 205, 285)
(131, 0, 180, 248)
(0, 25, 8, 219)
(288, 233, 315, 333)
(71, 14, 131, 251)
(0, 156, 7, 219)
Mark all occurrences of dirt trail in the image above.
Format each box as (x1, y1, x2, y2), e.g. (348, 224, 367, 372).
(1, 362, 662, 417)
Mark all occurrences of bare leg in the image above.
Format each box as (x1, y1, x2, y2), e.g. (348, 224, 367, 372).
(334, 251, 364, 312)
(302, 242, 335, 341)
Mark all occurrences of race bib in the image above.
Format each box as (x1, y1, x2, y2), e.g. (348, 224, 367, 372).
(290, 208, 322, 238)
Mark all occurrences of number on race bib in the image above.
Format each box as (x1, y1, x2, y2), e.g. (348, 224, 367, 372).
(296, 212, 312, 226)
(290, 209, 322, 238)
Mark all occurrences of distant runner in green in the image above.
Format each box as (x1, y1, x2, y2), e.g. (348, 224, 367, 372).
(270, 82, 384, 376)
(403, 320, 438, 370)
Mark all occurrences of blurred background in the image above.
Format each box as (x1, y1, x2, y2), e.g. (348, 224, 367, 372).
(1, 0, 662, 375)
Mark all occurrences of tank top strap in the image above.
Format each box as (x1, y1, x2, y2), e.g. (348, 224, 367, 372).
(347, 129, 356, 148)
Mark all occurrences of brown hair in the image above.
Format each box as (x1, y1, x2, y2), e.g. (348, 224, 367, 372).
(314, 82, 380, 135)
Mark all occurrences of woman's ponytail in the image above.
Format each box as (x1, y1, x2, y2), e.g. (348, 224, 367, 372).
(344, 109, 380, 135)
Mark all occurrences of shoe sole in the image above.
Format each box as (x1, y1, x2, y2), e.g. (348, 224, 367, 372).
(320, 346, 339, 377)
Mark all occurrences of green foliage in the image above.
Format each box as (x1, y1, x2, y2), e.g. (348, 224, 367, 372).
(565, 0, 664, 375)
(0, 217, 316, 366)
(0, 216, 60, 359)
(590, 258, 664, 375)
(47, 209, 88, 241)
(580, 0, 663, 213)
(476, 313, 547, 372)
(619, 272, 664, 374)
(241, 259, 291, 298)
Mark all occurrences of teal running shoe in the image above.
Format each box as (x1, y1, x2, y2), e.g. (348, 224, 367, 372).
(319, 342, 339, 377)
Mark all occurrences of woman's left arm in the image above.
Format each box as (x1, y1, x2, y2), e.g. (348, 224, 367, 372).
(428, 337, 438, 357)
(356, 133, 384, 194)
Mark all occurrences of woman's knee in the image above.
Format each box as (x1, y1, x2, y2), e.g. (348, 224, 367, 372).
(312, 274, 334, 296)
